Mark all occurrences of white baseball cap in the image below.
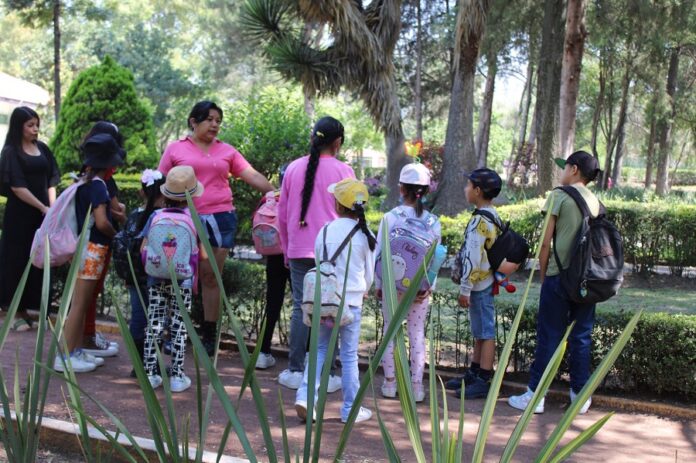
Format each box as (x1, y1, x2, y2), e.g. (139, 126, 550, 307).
(399, 163, 431, 186)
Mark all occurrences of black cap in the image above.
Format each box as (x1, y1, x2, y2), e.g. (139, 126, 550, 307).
(555, 150, 601, 181)
(81, 133, 125, 169)
(464, 168, 502, 197)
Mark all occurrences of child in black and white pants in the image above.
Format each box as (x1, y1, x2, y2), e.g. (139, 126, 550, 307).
(139, 166, 206, 393)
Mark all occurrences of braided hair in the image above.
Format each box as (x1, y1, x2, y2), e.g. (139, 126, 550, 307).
(401, 183, 430, 217)
(353, 203, 376, 251)
(299, 116, 345, 227)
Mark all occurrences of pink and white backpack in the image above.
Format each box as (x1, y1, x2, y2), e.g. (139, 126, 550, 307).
(252, 191, 282, 255)
(142, 208, 199, 280)
(31, 179, 97, 269)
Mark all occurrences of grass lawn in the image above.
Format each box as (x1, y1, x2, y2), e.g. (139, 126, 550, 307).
(436, 271, 696, 315)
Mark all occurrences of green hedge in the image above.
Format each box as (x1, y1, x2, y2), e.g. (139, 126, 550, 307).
(621, 166, 696, 186)
(219, 261, 696, 400)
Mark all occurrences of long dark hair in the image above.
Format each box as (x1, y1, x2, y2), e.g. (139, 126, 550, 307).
(299, 116, 345, 227)
(401, 183, 429, 217)
(137, 175, 167, 230)
(188, 101, 223, 130)
(353, 203, 376, 251)
(4, 106, 39, 150)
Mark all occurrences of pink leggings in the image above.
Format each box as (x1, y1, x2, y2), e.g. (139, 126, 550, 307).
(381, 297, 429, 384)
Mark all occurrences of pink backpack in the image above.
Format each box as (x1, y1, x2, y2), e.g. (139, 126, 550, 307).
(31, 179, 94, 269)
(252, 191, 282, 255)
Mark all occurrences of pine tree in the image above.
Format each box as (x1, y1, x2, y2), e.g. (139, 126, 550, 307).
(50, 55, 157, 173)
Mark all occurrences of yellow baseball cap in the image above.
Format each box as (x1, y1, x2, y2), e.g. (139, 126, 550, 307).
(327, 178, 369, 209)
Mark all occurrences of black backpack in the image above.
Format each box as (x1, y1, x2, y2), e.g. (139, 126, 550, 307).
(553, 186, 624, 304)
(112, 209, 147, 286)
(473, 209, 530, 272)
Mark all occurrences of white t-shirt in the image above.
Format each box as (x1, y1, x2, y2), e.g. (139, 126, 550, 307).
(314, 217, 375, 309)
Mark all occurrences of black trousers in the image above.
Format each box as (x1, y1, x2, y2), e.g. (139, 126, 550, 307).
(261, 254, 290, 354)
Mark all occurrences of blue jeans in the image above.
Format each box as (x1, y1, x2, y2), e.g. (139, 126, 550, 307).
(200, 211, 237, 249)
(296, 306, 362, 421)
(128, 285, 148, 343)
(528, 275, 596, 394)
(469, 284, 495, 340)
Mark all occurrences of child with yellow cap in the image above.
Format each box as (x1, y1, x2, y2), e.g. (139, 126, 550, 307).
(295, 178, 376, 424)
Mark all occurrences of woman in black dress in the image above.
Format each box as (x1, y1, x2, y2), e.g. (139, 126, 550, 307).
(0, 106, 60, 330)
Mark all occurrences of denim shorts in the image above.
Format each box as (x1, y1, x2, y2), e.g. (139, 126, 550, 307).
(200, 211, 237, 249)
(469, 284, 496, 340)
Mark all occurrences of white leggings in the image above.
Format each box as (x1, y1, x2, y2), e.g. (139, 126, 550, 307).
(381, 297, 429, 384)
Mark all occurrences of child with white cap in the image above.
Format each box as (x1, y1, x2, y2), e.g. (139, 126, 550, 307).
(375, 163, 441, 402)
(295, 178, 376, 424)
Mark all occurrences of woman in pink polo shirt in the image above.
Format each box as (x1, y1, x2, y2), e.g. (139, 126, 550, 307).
(159, 101, 273, 355)
(277, 116, 356, 390)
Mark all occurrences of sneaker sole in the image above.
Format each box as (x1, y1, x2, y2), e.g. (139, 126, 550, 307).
(295, 403, 307, 421)
(82, 349, 118, 358)
(507, 399, 544, 414)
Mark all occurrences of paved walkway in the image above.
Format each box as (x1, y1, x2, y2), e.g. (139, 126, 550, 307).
(1, 327, 694, 462)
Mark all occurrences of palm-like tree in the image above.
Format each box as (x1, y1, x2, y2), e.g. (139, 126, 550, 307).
(241, 0, 408, 207)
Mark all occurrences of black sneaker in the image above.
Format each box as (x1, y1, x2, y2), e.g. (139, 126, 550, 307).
(445, 368, 479, 390)
(456, 375, 491, 399)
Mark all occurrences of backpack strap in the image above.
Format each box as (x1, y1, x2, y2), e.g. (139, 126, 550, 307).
(322, 225, 329, 262)
(555, 185, 606, 218)
(328, 224, 361, 265)
(472, 208, 505, 230)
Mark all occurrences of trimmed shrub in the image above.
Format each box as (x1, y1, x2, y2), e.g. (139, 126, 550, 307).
(218, 87, 311, 242)
(50, 56, 158, 173)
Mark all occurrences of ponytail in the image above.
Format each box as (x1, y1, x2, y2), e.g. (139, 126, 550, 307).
(299, 142, 320, 227)
(401, 183, 430, 217)
(353, 203, 376, 251)
(299, 116, 345, 227)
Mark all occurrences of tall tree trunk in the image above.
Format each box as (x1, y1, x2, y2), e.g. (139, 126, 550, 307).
(655, 47, 681, 196)
(644, 109, 657, 187)
(604, 57, 632, 188)
(414, 0, 423, 140)
(534, 0, 565, 194)
(437, 0, 490, 216)
(475, 50, 497, 167)
(600, 53, 616, 189)
(558, 0, 587, 158)
(53, 0, 61, 122)
(611, 104, 627, 187)
(590, 70, 605, 160)
(507, 54, 535, 182)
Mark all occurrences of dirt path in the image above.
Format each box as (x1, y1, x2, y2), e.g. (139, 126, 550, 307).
(1, 329, 694, 462)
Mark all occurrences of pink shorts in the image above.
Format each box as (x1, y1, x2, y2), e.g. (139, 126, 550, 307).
(78, 242, 109, 280)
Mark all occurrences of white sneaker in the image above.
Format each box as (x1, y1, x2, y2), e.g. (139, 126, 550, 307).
(278, 369, 303, 389)
(148, 374, 163, 389)
(570, 388, 592, 414)
(381, 380, 397, 398)
(78, 350, 104, 367)
(294, 400, 316, 422)
(327, 374, 342, 393)
(342, 407, 372, 423)
(508, 387, 545, 414)
(95, 332, 119, 351)
(255, 353, 276, 369)
(170, 375, 192, 393)
(53, 352, 97, 373)
(413, 383, 426, 403)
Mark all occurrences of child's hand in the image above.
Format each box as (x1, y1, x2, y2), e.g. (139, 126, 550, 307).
(375, 288, 383, 300)
(458, 294, 470, 308)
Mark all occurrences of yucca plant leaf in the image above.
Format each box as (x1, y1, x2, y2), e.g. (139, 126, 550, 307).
(455, 377, 465, 463)
(238, 319, 267, 402)
(0, 365, 20, 461)
(368, 359, 401, 461)
(534, 311, 642, 463)
(277, 389, 292, 463)
(439, 376, 450, 463)
(471, 195, 556, 463)
(169, 275, 258, 462)
(501, 324, 573, 462)
(312, 241, 354, 463)
(547, 413, 614, 463)
(428, 321, 441, 462)
(186, 194, 277, 461)
(336, 220, 435, 461)
(303, 251, 324, 463)
(0, 259, 32, 353)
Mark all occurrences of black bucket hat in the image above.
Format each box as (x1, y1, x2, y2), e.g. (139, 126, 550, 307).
(81, 133, 125, 169)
